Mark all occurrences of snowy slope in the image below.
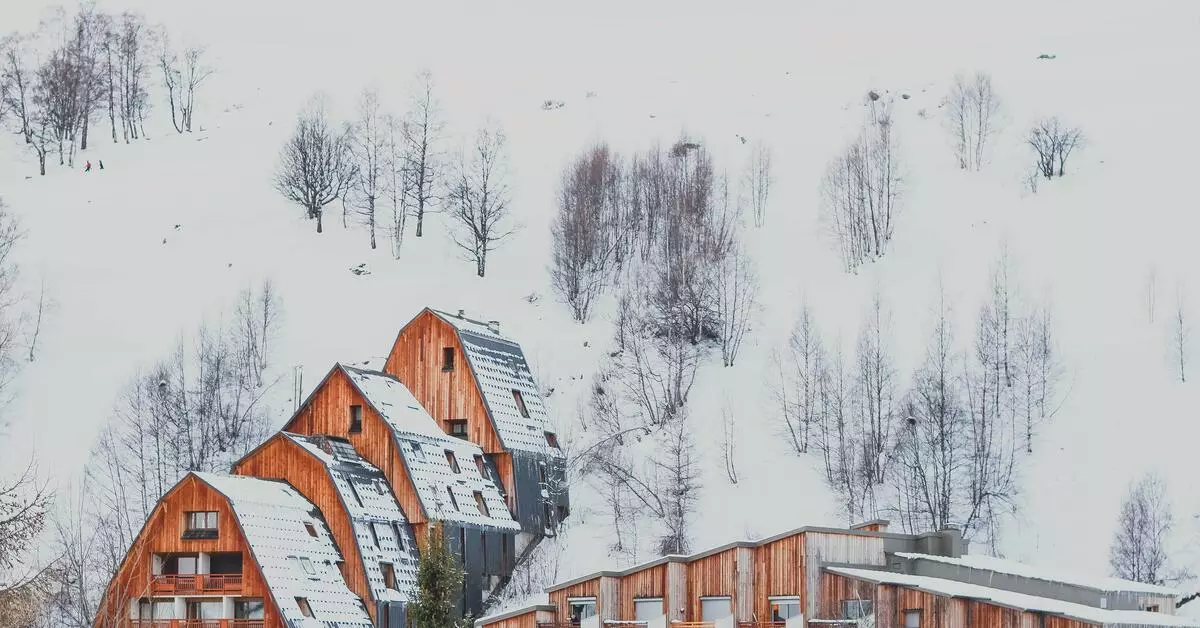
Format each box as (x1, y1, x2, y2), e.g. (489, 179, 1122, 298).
(4, 0, 1200, 614)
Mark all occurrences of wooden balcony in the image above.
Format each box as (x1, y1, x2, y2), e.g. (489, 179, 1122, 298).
(669, 623, 714, 628)
(130, 621, 264, 628)
(738, 623, 786, 628)
(148, 574, 244, 594)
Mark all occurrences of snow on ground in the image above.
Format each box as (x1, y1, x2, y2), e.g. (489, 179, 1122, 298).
(3, 0, 1200, 612)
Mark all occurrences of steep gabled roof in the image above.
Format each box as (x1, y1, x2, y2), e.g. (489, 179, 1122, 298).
(827, 566, 1197, 627)
(427, 308, 562, 456)
(341, 366, 521, 531)
(283, 433, 421, 604)
(193, 472, 373, 628)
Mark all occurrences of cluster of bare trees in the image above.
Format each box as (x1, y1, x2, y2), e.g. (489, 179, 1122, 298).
(446, 122, 514, 277)
(1028, 117, 1083, 179)
(772, 257, 1064, 550)
(945, 72, 1002, 171)
(559, 137, 759, 558)
(35, 282, 282, 628)
(822, 94, 903, 272)
(156, 33, 211, 135)
(1, 6, 203, 176)
(275, 72, 457, 251)
(1109, 473, 1187, 586)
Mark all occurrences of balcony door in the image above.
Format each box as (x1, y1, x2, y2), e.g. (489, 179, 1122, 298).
(700, 597, 732, 621)
(186, 600, 223, 620)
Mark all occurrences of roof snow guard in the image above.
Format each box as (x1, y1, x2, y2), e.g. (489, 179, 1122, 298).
(284, 433, 421, 604)
(827, 567, 1197, 627)
(341, 366, 521, 531)
(194, 472, 373, 627)
(430, 309, 561, 455)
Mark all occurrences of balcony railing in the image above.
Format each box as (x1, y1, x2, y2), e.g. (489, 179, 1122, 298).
(738, 623, 787, 628)
(130, 621, 264, 628)
(149, 574, 243, 594)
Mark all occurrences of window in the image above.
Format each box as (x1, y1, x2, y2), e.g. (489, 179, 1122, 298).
(442, 347, 455, 371)
(349, 404, 363, 433)
(474, 455, 487, 477)
(449, 420, 468, 439)
(568, 598, 596, 624)
(538, 462, 547, 485)
(234, 600, 265, 620)
(381, 562, 397, 589)
(501, 533, 510, 568)
(369, 523, 381, 548)
(634, 598, 664, 621)
(346, 481, 364, 507)
(295, 597, 313, 618)
(1145, 604, 1161, 613)
(394, 523, 407, 551)
(186, 601, 223, 620)
(701, 597, 732, 621)
(446, 486, 459, 510)
(374, 479, 387, 494)
(545, 431, 559, 449)
(209, 553, 242, 575)
(297, 556, 317, 577)
(139, 599, 177, 619)
(304, 522, 317, 537)
(904, 609, 922, 628)
(473, 491, 490, 517)
(446, 450, 461, 473)
(162, 554, 199, 575)
(183, 511, 218, 539)
(770, 597, 801, 622)
(512, 389, 530, 418)
(843, 600, 873, 619)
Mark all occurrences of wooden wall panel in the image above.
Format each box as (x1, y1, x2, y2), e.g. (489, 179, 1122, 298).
(804, 532, 884, 617)
(483, 610, 539, 628)
(599, 576, 621, 620)
(619, 564, 667, 619)
(549, 579, 601, 622)
(233, 435, 374, 625)
(384, 310, 505, 455)
(686, 547, 738, 621)
(753, 532, 805, 622)
(667, 560, 687, 622)
(94, 475, 282, 628)
(283, 367, 426, 525)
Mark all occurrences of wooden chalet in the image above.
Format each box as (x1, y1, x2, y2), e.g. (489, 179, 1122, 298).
(385, 308, 569, 538)
(232, 432, 420, 628)
(96, 472, 373, 628)
(479, 521, 1194, 628)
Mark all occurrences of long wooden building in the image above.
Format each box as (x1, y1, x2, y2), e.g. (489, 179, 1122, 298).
(479, 521, 1195, 628)
(96, 307, 562, 628)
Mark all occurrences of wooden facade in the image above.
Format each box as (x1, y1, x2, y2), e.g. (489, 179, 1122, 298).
(384, 309, 514, 503)
(94, 475, 281, 628)
(231, 434, 377, 625)
(478, 605, 557, 628)
(282, 366, 429, 540)
(618, 563, 668, 620)
(752, 533, 805, 622)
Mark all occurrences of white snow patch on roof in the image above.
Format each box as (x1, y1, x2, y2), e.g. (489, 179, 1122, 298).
(828, 567, 1197, 627)
(895, 552, 1181, 596)
(286, 434, 421, 603)
(341, 367, 521, 531)
(431, 309, 563, 454)
(195, 472, 373, 627)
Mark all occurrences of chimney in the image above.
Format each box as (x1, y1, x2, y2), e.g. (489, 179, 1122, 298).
(457, 309, 465, 318)
(938, 527, 965, 557)
(487, 320, 500, 334)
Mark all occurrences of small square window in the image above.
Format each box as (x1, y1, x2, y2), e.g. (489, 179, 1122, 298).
(512, 390, 530, 418)
(904, 609, 921, 628)
(304, 522, 317, 537)
(473, 491, 490, 517)
(545, 432, 559, 449)
(295, 597, 313, 617)
(449, 420, 468, 440)
(442, 347, 455, 371)
(183, 511, 218, 539)
(298, 557, 316, 576)
(445, 451, 460, 473)
(349, 405, 363, 433)
(843, 600, 873, 619)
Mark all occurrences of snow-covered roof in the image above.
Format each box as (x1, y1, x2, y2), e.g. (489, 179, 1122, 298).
(193, 472, 373, 627)
(284, 433, 421, 604)
(894, 552, 1181, 596)
(827, 567, 1197, 627)
(430, 309, 563, 455)
(341, 366, 521, 531)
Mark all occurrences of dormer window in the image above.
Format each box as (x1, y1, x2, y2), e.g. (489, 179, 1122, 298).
(512, 389, 530, 418)
(296, 597, 313, 617)
(445, 450, 460, 473)
(304, 522, 317, 537)
(545, 432, 559, 449)
(349, 404, 363, 433)
(442, 347, 455, 371)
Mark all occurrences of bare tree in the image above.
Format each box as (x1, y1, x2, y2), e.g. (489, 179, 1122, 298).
(742, 140, 772, 227)
(856, 289, 897, 492)
(774, 303, 827, 456)
(1028, 117, 1083, 178)
(447, 123, 514, 277)
(715, 242, 756, 367)
(181, 46, 211, 132)
(347, 88, 388, 249)
(1172, 286, 1189, 383)
(155, 30, 182, 133)
(1110, 474, 1173, 585)
(653, 416, 700, 555)
(945, 72, 1002, 171)
(1014, 306, 1063, 452)
(822, 94, 903, 272)
(274, 98, 353, 233)
(0, 460, 56, 627)
(551, 143, 622, 322)
(1, 33, 35, 144)
(383, 113, 408, 257)
(403, 69, 445, 238)
(721, 397, 738, 484)
(114, 13, 149, 142)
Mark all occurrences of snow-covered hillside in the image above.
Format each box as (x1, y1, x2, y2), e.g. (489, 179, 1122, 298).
(4, 0, 1200, 615)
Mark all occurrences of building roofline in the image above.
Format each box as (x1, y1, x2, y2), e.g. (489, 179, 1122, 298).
(894, 553, 1181, 597)
(474, 604, 556, 627)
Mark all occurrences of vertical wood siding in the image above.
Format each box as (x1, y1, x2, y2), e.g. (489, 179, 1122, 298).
(804, 532, 885, 617)
(233, 434, 375, 625)
(752, 532, 806, 622)
(94, 476, 282, 628)
(283, 368, 426, 525)
(549, 579, 601, 622)
(667, 560, 688, 622)
(619, 564, 668, 619)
